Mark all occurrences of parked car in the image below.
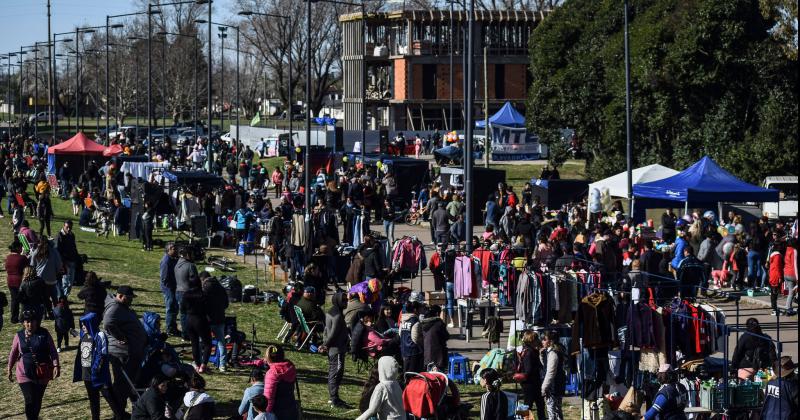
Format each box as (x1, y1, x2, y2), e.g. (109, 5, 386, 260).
(177, 130, 200, 144)
(150, 127, 180, 141)
(220, 132, 234, 143)
(28, 111, 62, 123)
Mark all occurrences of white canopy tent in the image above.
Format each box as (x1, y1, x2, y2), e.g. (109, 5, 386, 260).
(589, 164, 679, 198)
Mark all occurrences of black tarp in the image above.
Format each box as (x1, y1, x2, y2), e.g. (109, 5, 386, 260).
(163, 171, 224, 187)
(440, 167, 506, 225)
(347, 154, 430, 203)
(529, 179, 590, 209)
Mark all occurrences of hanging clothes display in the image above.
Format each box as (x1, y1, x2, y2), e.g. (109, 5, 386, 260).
(454, 255, 476, 298)
(571, 291, 616, 353)
(472, 247, 494, 286)
(391, 237, 427, 273)
(290, 213, 306, 247)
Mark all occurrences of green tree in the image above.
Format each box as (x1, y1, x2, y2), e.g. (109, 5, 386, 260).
(527, 0, 798, 182)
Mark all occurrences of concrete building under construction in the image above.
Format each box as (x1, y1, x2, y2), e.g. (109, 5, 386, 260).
(339, 8, 547, 132)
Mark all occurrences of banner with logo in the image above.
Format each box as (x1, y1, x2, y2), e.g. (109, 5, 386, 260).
(490, 124, 540, 161)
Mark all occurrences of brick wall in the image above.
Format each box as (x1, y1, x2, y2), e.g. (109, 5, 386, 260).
(435, 64, 464, 100)
(393, 58, 407, 100)
(412, 64, 423, 99)
(505, 64, 527, 100)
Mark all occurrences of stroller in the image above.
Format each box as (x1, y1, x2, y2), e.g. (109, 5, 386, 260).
(402, 371, 469, 419)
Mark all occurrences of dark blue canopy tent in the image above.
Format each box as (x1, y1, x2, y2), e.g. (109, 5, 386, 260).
(632, 156, 779, 220)
(475, 101, 525, 128)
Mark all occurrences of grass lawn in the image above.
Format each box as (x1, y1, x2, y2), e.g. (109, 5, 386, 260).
(0, 189, 502, 419)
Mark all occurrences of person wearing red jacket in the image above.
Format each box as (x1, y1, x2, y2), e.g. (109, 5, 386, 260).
(783, 238, 797, 315)
(768, 243, 785, 315)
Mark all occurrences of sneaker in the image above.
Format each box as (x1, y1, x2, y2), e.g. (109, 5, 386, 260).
(447, 322, 455, 328)
(56, 347, 62, 353)
(219, 365, 226, 372)
(331, 399, 351, 408)
(771, 310, 777, 316)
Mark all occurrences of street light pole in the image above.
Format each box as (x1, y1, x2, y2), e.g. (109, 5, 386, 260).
(464, 0, 474, 251)
(148, 3, 153, 154)
(624, 0, 633, 214)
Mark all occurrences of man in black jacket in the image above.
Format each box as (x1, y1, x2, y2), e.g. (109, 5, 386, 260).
(159, 243, 179, 335)
(55, 220, 79, 298)
(420, 305, 450, 371)
(361, 235, 384, 280)
(677, 246, 706, 299)
(431, 202, 450, 245)
(201, 272, 229, 371)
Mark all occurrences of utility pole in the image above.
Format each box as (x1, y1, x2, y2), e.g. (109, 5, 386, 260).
(464, 0, 474, 251)
(47, 0, 54, 141)
(483, 45, 488, 168)
(305, 0, 312, 257)
(624, 0, 633, 214)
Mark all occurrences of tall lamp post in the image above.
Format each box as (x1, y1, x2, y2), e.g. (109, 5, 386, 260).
(624, 0, 633, 214)
(17, 49, 31, 135)
(195, 21, 240, 172)
(20, 45, 40, 137)
(52, 32, 74, 139)
(74, 26, 105, 132)
(464, 0, 475, 251)
(237, 10, 293, 160)
(1, 53, 20, 137)
(106, 13, 142, 141)
(217, 26, 227, 136)
(148, 1, 209, 160)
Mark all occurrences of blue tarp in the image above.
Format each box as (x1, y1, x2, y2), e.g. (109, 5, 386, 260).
(476, 101, 525, 128)
(633, 156, 779, 205)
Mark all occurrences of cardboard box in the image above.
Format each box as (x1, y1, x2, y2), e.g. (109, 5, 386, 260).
(425, 291, 446, 305)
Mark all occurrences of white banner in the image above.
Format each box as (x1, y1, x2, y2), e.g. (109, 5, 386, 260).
(490, 124, 541, 160)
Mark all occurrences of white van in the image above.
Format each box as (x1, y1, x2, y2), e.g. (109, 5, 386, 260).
(762, 176, 798, 220)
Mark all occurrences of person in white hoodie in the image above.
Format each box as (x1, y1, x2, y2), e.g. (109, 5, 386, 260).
(181, 373, 215, 419)
(355, 356, 406, 420)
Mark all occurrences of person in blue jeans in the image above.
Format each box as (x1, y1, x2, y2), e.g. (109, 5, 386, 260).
(382, 199, 396, 244)
(159, 243, 179, 335)
(747, 243, 764, 289)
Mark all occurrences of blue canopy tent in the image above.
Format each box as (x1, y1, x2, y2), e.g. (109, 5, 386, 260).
(475, 101, 525, 128)
(632, 156, 779, 220)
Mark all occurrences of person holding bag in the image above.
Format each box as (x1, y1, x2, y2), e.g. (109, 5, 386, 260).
(515, 330, 545, 420)
(6, 309, 60, 420)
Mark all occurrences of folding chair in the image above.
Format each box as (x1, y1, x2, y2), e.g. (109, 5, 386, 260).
(277, 321, 292, 342)
(292, 306, 321, 351)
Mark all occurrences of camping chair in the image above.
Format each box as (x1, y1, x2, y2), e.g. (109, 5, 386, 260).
(292, 306, 321, 351)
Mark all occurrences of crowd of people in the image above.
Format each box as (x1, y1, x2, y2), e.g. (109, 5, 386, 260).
(1, 129, 798, 420)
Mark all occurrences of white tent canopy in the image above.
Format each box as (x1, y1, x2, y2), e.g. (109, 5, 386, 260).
(589, 164, 679, 198)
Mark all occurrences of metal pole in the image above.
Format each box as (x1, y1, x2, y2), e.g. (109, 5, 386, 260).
(161, 38, 166, 133)
(34, 47, 38, 138)
(75, 30, 80, 133)
(236, 28, 241, 170)
(305, 0, 312, 257)
(206, 2, 212, 171)
(19, 47, 23, 135)
(6, 56, 11, 136)
(135, 51, 140, 129)
(288, 19, 293, 150)
(95, 53, 100, 134)
(449, 0, 453, 131)
(220, 29, 225, 143)
(360, 2, 365, 158)
(624, 0, 633, 213)
(148, 4, 153, 154)
(194, 40, 198, 136)
(106, 16, 110, 141)
(483, 45, 488, 168)
(464, 0, 474, 251)
(47, 1, 54, 141)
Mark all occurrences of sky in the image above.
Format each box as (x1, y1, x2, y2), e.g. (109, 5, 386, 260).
(0, 0, 236, 57)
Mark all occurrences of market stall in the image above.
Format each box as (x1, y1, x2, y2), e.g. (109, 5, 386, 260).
(47, 132, 108, 179)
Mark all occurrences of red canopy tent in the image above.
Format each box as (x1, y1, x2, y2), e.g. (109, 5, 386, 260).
(47, 132, 109, 177)
(48, 132, 106, 155)
(103, 143, 124, 157)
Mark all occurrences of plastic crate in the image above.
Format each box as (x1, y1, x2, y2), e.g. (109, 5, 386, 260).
(733, 383, 761, 408)
(700, 383, 734, 412)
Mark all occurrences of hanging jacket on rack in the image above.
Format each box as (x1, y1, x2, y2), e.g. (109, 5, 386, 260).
(571, 292, 616, 353)
(290, 213, 306, 247)
(391, 237, 427, 273)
